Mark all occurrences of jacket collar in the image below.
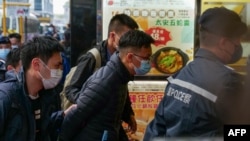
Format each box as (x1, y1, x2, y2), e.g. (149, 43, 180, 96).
(195, 48, 223, 63)
(109, 51, 134, 83)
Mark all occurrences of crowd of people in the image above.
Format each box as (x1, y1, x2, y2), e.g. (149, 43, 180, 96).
(0, 7, 250, 141)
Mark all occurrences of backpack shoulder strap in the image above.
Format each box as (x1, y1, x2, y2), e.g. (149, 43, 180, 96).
(88, 47, 101, 71)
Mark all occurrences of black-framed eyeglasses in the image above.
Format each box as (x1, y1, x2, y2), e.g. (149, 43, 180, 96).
(133, 53, 152, 61)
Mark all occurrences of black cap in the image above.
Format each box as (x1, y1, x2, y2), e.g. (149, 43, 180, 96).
(199, 7, 247, 38)
(0, 36, 10, 44)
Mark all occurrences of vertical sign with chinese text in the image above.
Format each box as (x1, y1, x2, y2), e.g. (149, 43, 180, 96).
(124, 81, 167, 140)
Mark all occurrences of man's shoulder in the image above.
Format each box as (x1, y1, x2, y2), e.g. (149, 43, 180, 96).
(0, 81, 20, 104)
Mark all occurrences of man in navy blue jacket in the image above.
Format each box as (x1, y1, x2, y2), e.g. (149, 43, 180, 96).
(60, 30, 154, 141)
(0, 36, 74, 141)
(144, 7, 248, 140)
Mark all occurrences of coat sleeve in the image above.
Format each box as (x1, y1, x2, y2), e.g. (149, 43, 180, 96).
(48, 111, 65, 140)
(121, 91, 134, 123)
(64, 53, 96, 103)
(59, 78, 110, 140)
(143, 95, 167, 141)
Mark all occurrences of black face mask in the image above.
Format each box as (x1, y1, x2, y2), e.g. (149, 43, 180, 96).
(229, 44, 243, 64)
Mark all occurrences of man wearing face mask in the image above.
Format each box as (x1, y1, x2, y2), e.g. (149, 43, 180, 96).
(0, 48, 22, 82)
(8, 33, 22, 49)
(59, 30, 154, 141)
(63, 13, 139, 140)
(0, 36, 11, 82)
(0, 36, 11, 60)
(144, 7, 248, 140)
(0, 36, 75, 141)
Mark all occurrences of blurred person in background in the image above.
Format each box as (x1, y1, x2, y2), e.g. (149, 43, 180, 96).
(0, 36, 11, 61)
(144, 7, 248, 140)
(8, 33, 22, 49)
(59, 30, 154, 141)
(60, 23, 71, 61)
(0, 36, 11, 82)
(5, 48, 22, 72)
(1, 48, 22, 82)
(45, 24, 61, 41)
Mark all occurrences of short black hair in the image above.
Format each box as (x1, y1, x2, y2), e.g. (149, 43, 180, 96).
(20, 36, 63, 70)
(108, 14, 139, 37)
(5, 48, 21, 69)
(199, 7, 247, 38)
(8, 33, 22, 41)
(118, 30, 154, 51)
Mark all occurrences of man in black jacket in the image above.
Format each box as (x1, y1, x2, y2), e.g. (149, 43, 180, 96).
(60, 30, 154, 141)
(64, 13, 139, 140)
(0, 36, 74, 141)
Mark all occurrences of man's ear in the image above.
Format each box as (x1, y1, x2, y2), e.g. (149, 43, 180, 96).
(126, 52, 134, 63)
(219, 37, 227, 49)
(7, 65, 14, 71)
(109, 32, 116, 42)
(31, 58, 40, 71)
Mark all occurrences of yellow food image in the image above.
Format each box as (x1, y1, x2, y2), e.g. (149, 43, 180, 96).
(156, 50, 183, 73)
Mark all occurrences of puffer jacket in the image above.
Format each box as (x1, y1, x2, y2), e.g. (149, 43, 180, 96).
(0, 70, 64, 141)
(65, 40, 134, 123)
(144, 48, 244, 140)
(60, 52, 134, 141)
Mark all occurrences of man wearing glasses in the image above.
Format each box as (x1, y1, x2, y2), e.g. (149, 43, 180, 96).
(59, 30, 154, 141)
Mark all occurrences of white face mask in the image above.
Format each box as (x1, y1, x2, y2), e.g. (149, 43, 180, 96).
(39, 60, 62, 89)
(48, 27, 53, 32)
(11, 45, 18, 49)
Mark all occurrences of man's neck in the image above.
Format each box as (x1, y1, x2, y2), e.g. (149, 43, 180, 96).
(25, 70, 43, 97)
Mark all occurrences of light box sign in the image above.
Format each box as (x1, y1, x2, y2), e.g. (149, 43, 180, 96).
(123, 81, 168, 141)
(103, 0, 196, 77)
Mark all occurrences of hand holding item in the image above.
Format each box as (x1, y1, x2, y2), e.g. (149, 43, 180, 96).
(64, 104, 77, 116)
(127, 115, 137, 134)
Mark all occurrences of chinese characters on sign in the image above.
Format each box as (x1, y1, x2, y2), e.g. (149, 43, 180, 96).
(103, 0, 196, 76)
(126, 81, 168, 140)
(130, 92, 163, 109)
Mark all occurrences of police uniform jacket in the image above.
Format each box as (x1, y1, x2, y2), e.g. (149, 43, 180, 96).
(144, 48, 244, 140)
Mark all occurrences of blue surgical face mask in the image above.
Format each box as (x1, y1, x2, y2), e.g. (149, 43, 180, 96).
(133, 56, 151, 75)
(0, 49, 10, 60)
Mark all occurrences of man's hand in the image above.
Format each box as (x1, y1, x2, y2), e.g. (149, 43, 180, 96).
(63, 104, 77, 116)
(127, 115, 137, 133)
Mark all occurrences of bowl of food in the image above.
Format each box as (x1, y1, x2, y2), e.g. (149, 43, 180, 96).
(152, 47, 189, 74)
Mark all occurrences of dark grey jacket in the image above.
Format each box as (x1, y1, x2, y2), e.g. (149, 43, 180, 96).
(144, 48, 244, 140)
(60, 52, 134, 141)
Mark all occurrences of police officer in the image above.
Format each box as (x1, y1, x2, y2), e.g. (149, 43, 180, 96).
(144, 7, 247, 140)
